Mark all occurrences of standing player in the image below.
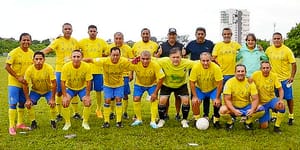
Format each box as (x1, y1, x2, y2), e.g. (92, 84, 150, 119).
(23, 52, 57, 129)
(42, 23, 81, 121)
(61, 50, 92, 130)
(265, 32, 297, 125)
(5, 33, 34, 135)
(130, 50, 165, 128)
(108, 32, 134, 119)
(219, 64, 265, 130)
(189, 52, 223, 129)
(79, 25, 108, 119)
(156, 47, 196, 128)
(132, 28, 159, 57)
(251, 61, 285, 133)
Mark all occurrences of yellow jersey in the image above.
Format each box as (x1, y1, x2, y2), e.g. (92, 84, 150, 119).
(132, 40, 158, 56)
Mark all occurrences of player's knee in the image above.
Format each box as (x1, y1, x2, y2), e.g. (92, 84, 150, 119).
(260, 122, 268, 129)
(219, 106, 228, 114)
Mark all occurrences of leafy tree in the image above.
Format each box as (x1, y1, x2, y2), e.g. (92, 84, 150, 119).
(285, 23, 300, 57)
(257, 39, 270, 50)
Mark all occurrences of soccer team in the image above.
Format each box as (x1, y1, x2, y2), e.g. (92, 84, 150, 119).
(5, 23, 297, 135)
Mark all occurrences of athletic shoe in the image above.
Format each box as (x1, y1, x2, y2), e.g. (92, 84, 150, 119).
(150, 122, 158, 129)
(244, 123, 254, 130)
(123, 112, 129, 119)
(96, 110, 103, 118)
(164, 114, 169, 121)
(9, 127, 16, 136)
(213, 121, 221, 129)
(102, 122, 110, 128)
(270, 117, 277, 123)
(274, 126, 282, 134)
(288, 118, 294, 125)
(56, 114, 63, 122)
(16, 124, 31, 130)
(31, 120, 38, 130)
(175, 114, 181, 121)
(82, 122, 90, 130)
(131, 120, 142, 126)
(62, 123, 71, 131)
(226, 123, 234, 130)
(110, 113, 115, 120)
(50, 120, 57, 129)
(116, 122, 123, 128)
(181, 119, 189, 128)
(72, 113, 82, 120)
(157, 119, 165, 128)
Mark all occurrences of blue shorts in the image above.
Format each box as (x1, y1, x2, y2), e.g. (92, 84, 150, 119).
(234, 104, 265, 116)
(66, 88, 86, 100)
(123, 77, 131, 95)
(259, 98, 285, 123)
(195, 87, 218, 101)
(103, 86, 124, 99)
(133, 85, 156, 97)
(56, 72, 62, 93)
(223, 75, 234, 86)
(91, 74, 103, 92)
(275, 80, 293, 100)
(8, 86, 26, 107)
(29, 91, 52, 105)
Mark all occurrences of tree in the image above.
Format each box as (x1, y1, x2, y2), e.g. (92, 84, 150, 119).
(285, 23, 300, 57)
(257, 39, 270, 50)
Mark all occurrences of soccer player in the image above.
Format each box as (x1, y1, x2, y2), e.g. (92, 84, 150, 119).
(130, 50, 165, 128)
(132, 28, 159, 57)
(212, 27, 241, 84)
(189, 52, 223, 129)
(23, 51, 57, 130)
(108, 32, 134, 120)
(156, 28, 184, 121)
(219, 64, 265, 130)
(5, 33, 34, 135)
(85, 47, 133, 128)
(79, 25, 108, 118)
(251, 61, 285, 133)
(60, 50, 92, 130)
(42, 23, 81, 121)
(156, 47, 196, 128)
(265, 32, 297, 125)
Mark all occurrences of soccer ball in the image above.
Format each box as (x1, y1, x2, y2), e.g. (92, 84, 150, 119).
(196, 118, 209, 130)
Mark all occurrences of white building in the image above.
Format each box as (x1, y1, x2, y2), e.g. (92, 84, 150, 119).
(220, 9, 250, 44)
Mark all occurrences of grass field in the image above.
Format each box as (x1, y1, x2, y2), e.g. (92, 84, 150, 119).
(0, 57, 299, 149)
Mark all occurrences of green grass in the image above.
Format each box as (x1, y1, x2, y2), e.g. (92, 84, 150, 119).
(0, 57, 300, 149)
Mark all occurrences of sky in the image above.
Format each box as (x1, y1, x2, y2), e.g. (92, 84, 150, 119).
(1, 0, 300, 42)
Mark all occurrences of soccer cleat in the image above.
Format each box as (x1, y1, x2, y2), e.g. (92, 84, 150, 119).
(82, 122, 90, 130)
(16, 124, 31, 130)
(50, 120, 57, 129)
(72, 113, 82, 120)
(131, 120, 142, 126)
(226, 123, 234, 130)
(244, 123, 254, 130)
(213, 121, 221, 129)
(157, 119, 165, 128)
(123, 112, 129, 119)
(110, 113, 115, 120)
(175, 114, 181, 121)
(62, 123, 71, 131)
(31, 120, 38, 130)
(9, 127, 16, 136)
(116, 122, 123, 128)
(274, 126, 282, 134)
(56, 114, 63, 122)
(150, 122, 158, 129)
(288, 118, 294, 125)
(102, 122, 110, 128)
(96, 110, 103, 118)
(181, 119, 189, 128)
(270, 117, 277, 123)
(164, 114, 169, 121)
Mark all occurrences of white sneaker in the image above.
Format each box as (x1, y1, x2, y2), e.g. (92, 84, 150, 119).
(157, 119, 165, 128)
(62, 123, 71, 130)
(181, 119, 189, 128)
(150, 122, 158, 129)
(82, 122, 90, 130)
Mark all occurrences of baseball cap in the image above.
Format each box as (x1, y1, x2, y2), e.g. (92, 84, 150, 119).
(168, 28, 177, 34)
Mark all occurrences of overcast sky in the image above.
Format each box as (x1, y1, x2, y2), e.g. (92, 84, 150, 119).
(1, 0, 299, 42)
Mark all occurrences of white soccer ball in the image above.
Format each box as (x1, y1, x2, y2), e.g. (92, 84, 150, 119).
(196, 118, 209, 130)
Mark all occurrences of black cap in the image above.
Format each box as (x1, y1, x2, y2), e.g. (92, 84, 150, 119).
(168, 28, 177, 34)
